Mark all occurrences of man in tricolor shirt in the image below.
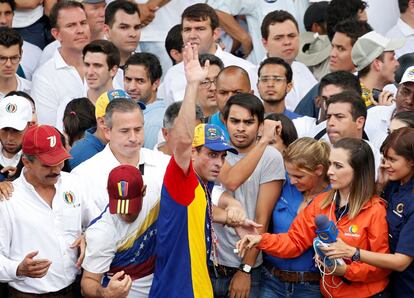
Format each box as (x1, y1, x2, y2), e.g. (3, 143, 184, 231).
(150, 45, 257, 298)
(81, 164, 153, 297)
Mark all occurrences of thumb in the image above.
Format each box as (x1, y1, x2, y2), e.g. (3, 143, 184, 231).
(26, 251, 39, 259)
(70, 238, 81, 248)
(244, 219, 263, 228)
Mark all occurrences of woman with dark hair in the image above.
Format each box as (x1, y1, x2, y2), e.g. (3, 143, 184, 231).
(322, 128, 414, 297)
(63, 98, 96, 147)
(237, 138, 390, 298)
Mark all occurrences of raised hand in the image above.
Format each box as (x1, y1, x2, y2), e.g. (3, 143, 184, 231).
(183, 43, 209, 84)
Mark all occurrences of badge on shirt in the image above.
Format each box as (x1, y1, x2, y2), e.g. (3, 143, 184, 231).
(393, 203, 404, 217)
(63, 191, 75, 205)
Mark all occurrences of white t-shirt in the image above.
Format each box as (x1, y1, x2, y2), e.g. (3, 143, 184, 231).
(0, 171, 98, 293)
(365, 104, 395, 150)
(31, 48, 86, 127)
(72, 144, 169, 212)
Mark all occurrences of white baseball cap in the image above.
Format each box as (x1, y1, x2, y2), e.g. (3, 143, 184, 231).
(352, 31, 405, 71)
(399, 65, 414, 84)
(0, 95, 32, 131)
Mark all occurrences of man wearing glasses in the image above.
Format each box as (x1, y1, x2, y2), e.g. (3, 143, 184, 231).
(0, 27, 30, 100)
(257, 57, 299, 120)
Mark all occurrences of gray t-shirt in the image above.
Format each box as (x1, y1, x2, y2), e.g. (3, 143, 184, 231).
(214, 145, 285, 268)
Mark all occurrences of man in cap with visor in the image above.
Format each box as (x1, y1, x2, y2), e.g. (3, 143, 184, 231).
(0, 124, 98, 296)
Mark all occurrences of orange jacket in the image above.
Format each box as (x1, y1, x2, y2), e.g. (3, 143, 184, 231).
(259, 192, 390, 298)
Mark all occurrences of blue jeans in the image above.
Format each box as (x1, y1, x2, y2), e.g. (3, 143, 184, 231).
(260, 267, 322, 298)
(208, 265, 261, 298)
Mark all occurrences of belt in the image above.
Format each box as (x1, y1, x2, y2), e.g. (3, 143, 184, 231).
(264, 263, 321, 283)
(209, 264, 239, 278)
(9, 283, 75, 297)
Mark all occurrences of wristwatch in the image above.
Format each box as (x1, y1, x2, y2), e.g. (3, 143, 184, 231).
(351, 247, 361, 262)
(239, 263, 252, 274)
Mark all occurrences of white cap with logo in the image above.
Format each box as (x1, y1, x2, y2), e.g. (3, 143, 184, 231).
(0, 95, 32, 131)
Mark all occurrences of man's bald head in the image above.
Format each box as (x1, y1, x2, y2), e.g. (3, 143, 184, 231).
(215, 66, 252, 113)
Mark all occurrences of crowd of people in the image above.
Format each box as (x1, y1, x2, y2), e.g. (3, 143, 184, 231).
(0, 0, 413, 297)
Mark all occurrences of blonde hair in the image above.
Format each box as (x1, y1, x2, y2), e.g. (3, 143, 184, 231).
(283, 137, 330, 181)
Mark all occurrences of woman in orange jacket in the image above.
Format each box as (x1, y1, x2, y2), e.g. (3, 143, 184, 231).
(237, 138, 390, 298)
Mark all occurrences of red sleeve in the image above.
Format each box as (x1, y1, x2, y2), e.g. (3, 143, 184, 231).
(258, 194, 320, 257)
(163, 156, 199, 206)
(344, 201, 391, 282)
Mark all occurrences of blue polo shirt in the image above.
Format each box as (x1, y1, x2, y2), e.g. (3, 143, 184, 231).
(264, 175, 320, 272)
(68, 127, 105, 170)
(384, 178, 414, 297)
(283, 109, 301, 120)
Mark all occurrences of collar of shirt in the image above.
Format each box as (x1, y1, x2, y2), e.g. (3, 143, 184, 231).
(397, 18, 414, 37)
(53, 47, 75, 70)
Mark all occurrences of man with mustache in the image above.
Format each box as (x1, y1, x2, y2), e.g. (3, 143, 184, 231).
(0, 125, 98, 296)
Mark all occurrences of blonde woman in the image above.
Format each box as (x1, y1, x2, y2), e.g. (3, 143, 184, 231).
(238, 138, 390, 298)
(261, 137, 330, 297)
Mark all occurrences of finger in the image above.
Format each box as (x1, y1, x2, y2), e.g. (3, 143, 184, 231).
(28, 264, 51, 276)
(70, 238, 81, 248)
(203, 59, 210, 72)
(111, 270, 125, 280)
(192, 43, 199, 61)
(125, 275, 132, 291)
(29, 261, 52, 271)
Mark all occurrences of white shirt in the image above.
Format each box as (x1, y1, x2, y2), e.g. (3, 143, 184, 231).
(0, 75, 31, 100)
(39, 40, 60, 66)
(21, 41, 42, 81)
(72, 144, 169, 212)
(365, 0, 399, 35)
(386, 18, 414, 58)
(292, 115, 316, 138)
(31, 48, 86, 127)
(83, 170, 161, 297)
(365, 104, 395, 150)
(207, 0, 309, 64)
(311, 121, 382, 180)
(12, 5, 43, 28)
(0, 171, 98, 293)
(160, 46, 258, 105)
(0, 143, 21, 168)
(287, 61, 317, 111)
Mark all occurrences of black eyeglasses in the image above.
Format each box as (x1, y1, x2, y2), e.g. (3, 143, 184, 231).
(0, 55, 21, 65)
(200, 78, 217, 89)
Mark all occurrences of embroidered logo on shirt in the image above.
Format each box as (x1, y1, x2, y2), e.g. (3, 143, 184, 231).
(344, 224, 361, 238)
(5, 103, 17, 113)
(396, 203, 404, 214)
(63, 191, 75, 205)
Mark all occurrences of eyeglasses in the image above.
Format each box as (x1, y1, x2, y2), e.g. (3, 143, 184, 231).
(200, 78, 217, 89)
(0, 55, 21, 65)
(258, 76, 286, 84)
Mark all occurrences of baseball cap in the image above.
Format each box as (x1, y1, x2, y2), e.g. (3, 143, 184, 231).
(352, 31, 405, 71)
(399, 65, 414, 84)
(108, 165, 144, 215)
(0, 95, 32, 131)
(303, 1, 329, 31)
(95, 89, 146, 118)
(22, 125, 71, 166)
(297, 32, 331, 67)
(192, 124, 237, 154)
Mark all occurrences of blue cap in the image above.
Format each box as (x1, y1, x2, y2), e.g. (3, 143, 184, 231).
(192, 123, 237, 154)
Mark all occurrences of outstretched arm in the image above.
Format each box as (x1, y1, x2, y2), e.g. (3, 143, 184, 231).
(170, 44, 209, 174)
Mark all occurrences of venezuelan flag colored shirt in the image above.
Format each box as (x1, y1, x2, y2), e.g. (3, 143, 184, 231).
(150, 156, 214, 298)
